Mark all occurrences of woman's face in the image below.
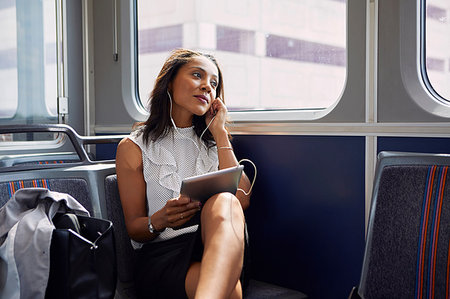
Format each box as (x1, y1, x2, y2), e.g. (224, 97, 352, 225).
(169, 55, 219, 125)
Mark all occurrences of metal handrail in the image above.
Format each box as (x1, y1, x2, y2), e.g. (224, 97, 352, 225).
(0, 124, 127, 172)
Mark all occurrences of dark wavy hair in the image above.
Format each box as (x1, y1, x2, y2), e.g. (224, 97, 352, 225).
(140, 48, 228, 148)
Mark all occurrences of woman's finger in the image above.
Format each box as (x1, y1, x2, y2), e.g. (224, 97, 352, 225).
(170, 209, 198, 227)
(167, 204, 200, 226)
(165, 196, 190, 208)
(166, 201, 200, 215)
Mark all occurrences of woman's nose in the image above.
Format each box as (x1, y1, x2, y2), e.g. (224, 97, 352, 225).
(201, 82, 212, 93)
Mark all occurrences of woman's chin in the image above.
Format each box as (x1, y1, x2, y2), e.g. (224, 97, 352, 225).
(193, 108, 208, 116)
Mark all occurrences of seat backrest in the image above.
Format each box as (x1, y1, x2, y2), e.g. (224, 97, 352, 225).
(0, 164, 116, 218)
(358, 151, 450, 299)
(0, 178, 93, 214)
(104, 174, 136, 286)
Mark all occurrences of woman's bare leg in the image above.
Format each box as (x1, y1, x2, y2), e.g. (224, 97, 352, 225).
(186, 263, 243, 299)
(185, 192, 245, 299)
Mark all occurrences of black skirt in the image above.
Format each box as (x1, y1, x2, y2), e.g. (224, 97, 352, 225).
(134, 226, 250, 299)
(134, 230, 203, 299)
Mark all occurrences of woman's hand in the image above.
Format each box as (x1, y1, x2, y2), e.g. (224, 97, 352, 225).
(205, 97, 228, 138)
(151, 195, 201, 230)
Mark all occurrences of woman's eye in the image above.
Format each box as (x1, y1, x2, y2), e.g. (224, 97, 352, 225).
(211, 81, 218, 88)
(193, 72, 201, 78)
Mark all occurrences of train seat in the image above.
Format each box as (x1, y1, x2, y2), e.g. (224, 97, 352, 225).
(0, 162, 116, 219)
(350, 151, 450, 299)
(105, 174, 137, 298)
(244, 280, 307, 298)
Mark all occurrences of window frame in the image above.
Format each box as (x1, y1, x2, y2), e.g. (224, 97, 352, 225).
(420, 0, 450, 106)
(398, 0, 450, 118)
(120, 0, 148, 122)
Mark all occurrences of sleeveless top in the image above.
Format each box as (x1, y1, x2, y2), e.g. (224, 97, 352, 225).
(127, 126, 218, 249)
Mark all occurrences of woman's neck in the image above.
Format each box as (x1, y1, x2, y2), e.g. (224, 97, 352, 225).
(171, 110, 193, 128)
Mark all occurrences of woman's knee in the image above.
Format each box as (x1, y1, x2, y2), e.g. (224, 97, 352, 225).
(231, 280, 243, 299)
(201, 192, 244, 224)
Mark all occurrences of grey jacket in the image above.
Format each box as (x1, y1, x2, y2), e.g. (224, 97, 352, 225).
(0, 188, 89, 299)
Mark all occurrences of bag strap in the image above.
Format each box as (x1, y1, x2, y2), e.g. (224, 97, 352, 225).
(53, 212, 81, 234)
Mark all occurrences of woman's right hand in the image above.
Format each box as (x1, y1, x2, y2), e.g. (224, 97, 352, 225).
(151, 195, 201, 230)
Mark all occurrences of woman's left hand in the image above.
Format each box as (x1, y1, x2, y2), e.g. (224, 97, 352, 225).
(205, 97, 227, 137)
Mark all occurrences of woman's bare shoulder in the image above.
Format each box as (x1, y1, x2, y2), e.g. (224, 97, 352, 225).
(116, 137, 143, 170)
(118, 137, 140, 149)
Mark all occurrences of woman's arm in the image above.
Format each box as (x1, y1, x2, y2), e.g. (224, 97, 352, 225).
(116, 138, 202, 242)
(206, 99, 252, 210)
(213, 130, 251, 210)
(116, 138, 155, 242)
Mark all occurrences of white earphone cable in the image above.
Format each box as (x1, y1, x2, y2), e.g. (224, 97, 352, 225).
(237, 158, 257, 196)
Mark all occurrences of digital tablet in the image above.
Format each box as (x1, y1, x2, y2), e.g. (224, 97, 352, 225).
(180, 165, 244, 203)
(174, 165, 244, 230)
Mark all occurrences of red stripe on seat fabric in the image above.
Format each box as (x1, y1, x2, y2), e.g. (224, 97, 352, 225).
(429, 166, 448, 298)
(8, 182, 14, 198)
(417, 165, 437, 299)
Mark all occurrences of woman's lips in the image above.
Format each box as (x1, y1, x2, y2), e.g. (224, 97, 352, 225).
(195, 95, 208, 104)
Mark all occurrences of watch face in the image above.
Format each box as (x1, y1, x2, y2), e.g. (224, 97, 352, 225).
(148, 223, 155, 233)
(148, 219, 155, 233)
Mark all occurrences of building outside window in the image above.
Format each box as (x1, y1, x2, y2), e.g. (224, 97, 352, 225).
(137, 0, 347, 112)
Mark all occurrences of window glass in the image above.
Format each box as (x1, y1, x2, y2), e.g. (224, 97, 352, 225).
(43, 0, 57, 116)
(424, 0, 450, 101)
(0, 0, 57, 122)
(0, 1, 18, 118)
(0, 132, 80, 168)
(137, 0, 347, 112)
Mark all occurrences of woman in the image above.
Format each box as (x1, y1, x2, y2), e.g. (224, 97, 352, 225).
(116, 48, 251, 299)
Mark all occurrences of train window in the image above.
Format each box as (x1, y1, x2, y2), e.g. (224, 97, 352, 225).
(136, 0, 347, 118)
(0, 132, 80, 167)
(0, 0, 57, 123)
(423, 0, 450, 102)
(0, 132, 65, 149)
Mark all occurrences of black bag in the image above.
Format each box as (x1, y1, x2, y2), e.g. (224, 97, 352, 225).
(45, 213, 117, 299)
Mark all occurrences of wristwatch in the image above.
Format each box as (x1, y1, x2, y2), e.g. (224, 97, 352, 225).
(148, 217, 164, 234)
